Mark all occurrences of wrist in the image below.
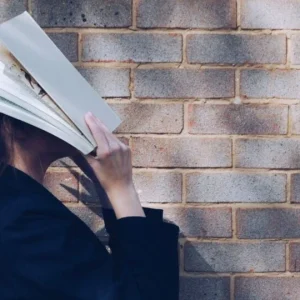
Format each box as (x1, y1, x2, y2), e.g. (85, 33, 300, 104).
(105, 182, 145, 219)
(104, 180, 135, 199)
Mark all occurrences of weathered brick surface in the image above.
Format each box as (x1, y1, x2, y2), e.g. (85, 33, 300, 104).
(241, 70, 300, 99)
(137, 0, 236, 29)
(162, 207, 232, 237)
(179, 277, 230, 300)
(77, 68, 130, 97)
(47, 33, 78, 62)
(184, 241, 285, 272)
(237, 208, 300, 238)
(289, 243, 300, 272)
(291, 35, 300, 65)
(241, 0, 300, 29)
(187, 34, 286, 65)
(111, 103, 183, 133)
(67, 206, 107, 238)
(32, 0, 131, 27)
(186, 173, 286, 203)
(0, 0, 26, 23)
(134, 69, 235, 98)
(82, 33, 182, 63)
(12, 2, 300, 298)
(188, 104, 288, 135)
(131, 137, 232, 167)
(44, 170, 79, 202)
(80, 170, 182, 204)
(235, 277, 300, 300)
(235, 138, 300, 169)
(51, 157, 77, 168)
(291, 174, 300, 203)
(79, 174, 101, 204)
(291, 105, 300, 134)
(132, 171, 182, 203)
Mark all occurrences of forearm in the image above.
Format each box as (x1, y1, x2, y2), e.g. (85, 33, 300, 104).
(105, 182, 145, 219)
(93, 178, 145, 218)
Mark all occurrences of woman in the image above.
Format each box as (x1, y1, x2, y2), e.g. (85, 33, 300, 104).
(0, 111, 179, 299)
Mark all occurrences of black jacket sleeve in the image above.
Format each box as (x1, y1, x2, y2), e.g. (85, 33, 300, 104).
(102, 207, 179, 300)
(0, 195, 179, 300)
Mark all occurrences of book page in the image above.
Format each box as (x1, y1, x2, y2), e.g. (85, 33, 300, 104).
(0, 12, 121, 147)
(0, 44, 80, 132)
(0, 95, 94, 154)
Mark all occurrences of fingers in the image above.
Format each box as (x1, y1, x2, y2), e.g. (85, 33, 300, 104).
(85, 112, 129, 157)
(85, 112, 108, 150)
(92, 115, 120, 151)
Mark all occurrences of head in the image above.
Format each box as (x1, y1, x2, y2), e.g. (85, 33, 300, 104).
(0, 113, 78, 175)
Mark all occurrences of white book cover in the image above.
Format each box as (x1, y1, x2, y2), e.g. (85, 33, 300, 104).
(0, 11, 122, 154)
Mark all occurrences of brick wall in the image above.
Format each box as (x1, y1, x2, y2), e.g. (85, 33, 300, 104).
(3, 0, 300, 299)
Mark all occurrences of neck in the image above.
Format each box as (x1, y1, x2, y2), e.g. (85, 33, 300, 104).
(12, 147, 54, 184)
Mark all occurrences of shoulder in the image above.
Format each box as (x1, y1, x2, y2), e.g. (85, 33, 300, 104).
(0, 189, 75, 231)
(0, 191, 110, 298)
(0, 190, 105, 260)
(0, 188, 103, 248)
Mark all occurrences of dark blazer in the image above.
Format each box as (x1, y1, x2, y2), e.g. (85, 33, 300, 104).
(0, 165, 179, 300)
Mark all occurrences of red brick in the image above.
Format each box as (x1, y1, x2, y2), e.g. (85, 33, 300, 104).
(131, 137, 232, 168)
(0, 0, 26, 23)
(43, 170, 79, 202)
(137, 0, 236, 29)
(134, 69, 235, 99)
(133, 171, 182, 203)
(162, 207, 232, 237)
(82, 33, 182, 63)
(289, 243, 300, 272)
(291, 105, 300, 134)
(32, 0, 131, 28)
(291, 174, 300, 203)
(187, 34, 286, 65)
(47, 33, 78, 62)
(241, 70, 300, 99)
(180, 277, 230, 300)
(235, 277, 300, 300)
(291, 34, 300, 64)
(51, 157, 77, 168)
(235, 138, 300, 169)
(186, 173, 286, 203)
(79, 174, 101, 204)
(77, 68, 130, 97)
(241, 0, 300, 29)
(237, 208, 300, 238)
(185, 241, 285, 272)
(111, 103, 183, 134)
(188, 104, 288, 135)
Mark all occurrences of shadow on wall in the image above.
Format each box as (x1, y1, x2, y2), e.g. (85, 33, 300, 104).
(58, 162, 230, 300)
(41, 1, 300, 300)
(52, 78, 296, 300)
(50, 75, 296, 300)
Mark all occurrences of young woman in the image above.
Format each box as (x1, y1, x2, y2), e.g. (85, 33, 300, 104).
(0, 112, 179, 299)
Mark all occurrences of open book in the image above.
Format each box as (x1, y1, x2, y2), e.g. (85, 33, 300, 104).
(0, 12, 121, 155)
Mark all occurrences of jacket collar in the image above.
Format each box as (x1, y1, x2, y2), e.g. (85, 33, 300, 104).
(0, 164, 46, 193)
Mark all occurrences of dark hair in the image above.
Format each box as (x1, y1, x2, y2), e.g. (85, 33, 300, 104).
(0, 114, 34, 175)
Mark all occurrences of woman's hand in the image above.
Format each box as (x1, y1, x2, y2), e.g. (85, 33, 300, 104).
(73, 112, 145, 219)
(71, 153, 112, 209)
